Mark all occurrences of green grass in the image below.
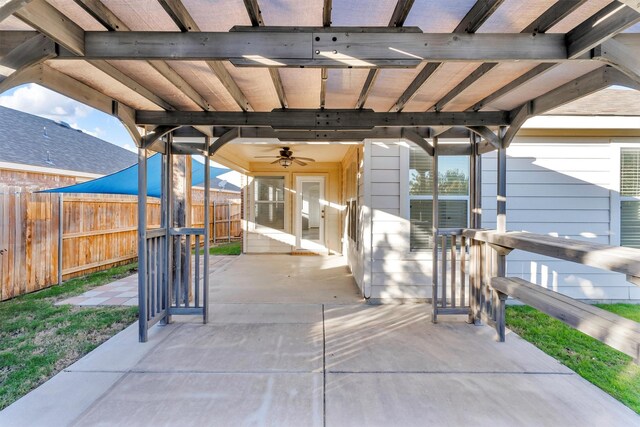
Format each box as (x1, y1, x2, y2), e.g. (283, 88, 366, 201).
(196, 241, 242, 256)
(506, 304, 640, 414)
(0, 263, 139, 410)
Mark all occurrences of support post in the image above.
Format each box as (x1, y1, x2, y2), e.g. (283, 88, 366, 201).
(160, 143, 169, 325)
(495, 126, 508, 340)
(496, 126, 507, 274)
(431, 136, 439, 323)
(203, 137, 211, 324)
(468, 133, 483, 229)
(166, 134, 174, 324)
(57, 193, 63, 285)
(137, 147, 148, 342)
(171, 134, 192, 306)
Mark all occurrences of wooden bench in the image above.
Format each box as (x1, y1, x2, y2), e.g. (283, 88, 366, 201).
(490, 277, 640, 363)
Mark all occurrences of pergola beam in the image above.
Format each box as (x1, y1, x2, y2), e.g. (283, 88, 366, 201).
(0, 31, 39, 57)
(71, 31, 571, 64)
(136, 109, 509, 128)
(388, 0, 504, 112)
(566, 0, 640, 58)
(243, 0, 287, 108)
(157, 0, 253, 111)
(355, 0, 415, 108)
(592, 36, 640, 85)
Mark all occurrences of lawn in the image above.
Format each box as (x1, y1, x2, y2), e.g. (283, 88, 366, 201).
(0, 263, 139, 410)
(197, 241, 242, 256)
(506, 304, 640, 414)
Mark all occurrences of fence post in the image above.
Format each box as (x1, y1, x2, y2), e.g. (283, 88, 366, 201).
(58, 193, 63, 285)
(228, 200, 232, 242)
(212, 200, 217, 244)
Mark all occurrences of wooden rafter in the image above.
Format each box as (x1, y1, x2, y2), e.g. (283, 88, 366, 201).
(566, 0, 640, 58)
(320, 0, 332, 108)
(73, 0, 212, 111)
(0, 0, 35, 23)
(390, 0, 503, 112)
(437, 0, 587, 113)
(156, 0, 253, 112)
(0, 33, 55, 81)
(355, 0, 414, 109)
(467, 0, 637, 112)
(15, 0, 84, 55)
(242, 0, 287, 108)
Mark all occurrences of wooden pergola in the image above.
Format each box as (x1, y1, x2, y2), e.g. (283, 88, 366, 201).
(1, 0, 640, 347)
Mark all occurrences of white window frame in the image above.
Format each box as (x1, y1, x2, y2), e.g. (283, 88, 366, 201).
(613, 142, 640, 247)
(253, 175, 286, 231)
(405, 144, 470, 252)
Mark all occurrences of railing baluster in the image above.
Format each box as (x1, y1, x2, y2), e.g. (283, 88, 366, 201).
(175, 236, 182, 308)
(460, 236, 466, 307)
(195, 235, 200, 308)
(441, 235, 447, 308)
(185, 235, 191, 308)
(451, 235, 457, 308)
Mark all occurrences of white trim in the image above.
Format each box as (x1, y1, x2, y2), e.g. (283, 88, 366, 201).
(523, 116, 640, 129)
(613, 142, 640, 247)
(0, 161, 103, 179)
(399, 144, 410, 220)
(294, 175, 327, 254)
(362, 140, 373, 299)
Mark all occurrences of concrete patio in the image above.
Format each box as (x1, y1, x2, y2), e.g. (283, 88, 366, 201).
(1, 255, 637, 426)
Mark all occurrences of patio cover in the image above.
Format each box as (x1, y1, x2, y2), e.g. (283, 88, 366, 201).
(41, 154, 232, 197)
(1, 0, 639, 154)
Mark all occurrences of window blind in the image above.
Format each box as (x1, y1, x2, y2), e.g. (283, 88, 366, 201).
(621, 149, 640, 248)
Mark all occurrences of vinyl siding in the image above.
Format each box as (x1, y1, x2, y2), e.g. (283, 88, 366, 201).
(482, 137, 636, 301)
(363, 136, 640, 302)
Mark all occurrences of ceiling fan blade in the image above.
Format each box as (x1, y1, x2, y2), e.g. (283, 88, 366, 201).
(255, 156, 279, 158)
(294, 157, 316, 162)
(293, 159, 307, 166)
(270, 159, 280, 164)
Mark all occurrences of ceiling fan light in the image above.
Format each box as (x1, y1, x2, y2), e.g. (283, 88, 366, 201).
(279, 158, 292, 168)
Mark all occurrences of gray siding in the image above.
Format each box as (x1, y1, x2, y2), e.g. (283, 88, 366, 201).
(483, 137, 637, 301)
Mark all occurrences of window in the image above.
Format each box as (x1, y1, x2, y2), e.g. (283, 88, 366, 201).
(254, 176, 285, 230)
(409, 145, 469, 250)
(620, 149, 640, 248)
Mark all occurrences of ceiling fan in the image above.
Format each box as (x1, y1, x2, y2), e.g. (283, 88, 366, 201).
(254, 147, 316, 168)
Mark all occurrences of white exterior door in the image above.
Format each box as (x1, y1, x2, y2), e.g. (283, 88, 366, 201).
(295, 176, 326, 253)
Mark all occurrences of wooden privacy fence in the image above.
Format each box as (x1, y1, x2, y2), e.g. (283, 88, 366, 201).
(0, 188, 241, 301)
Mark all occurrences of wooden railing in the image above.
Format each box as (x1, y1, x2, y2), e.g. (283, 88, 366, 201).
(168, 227, 208, 319)
(431, 228, 471, 322)
(461, 229, 640, 362)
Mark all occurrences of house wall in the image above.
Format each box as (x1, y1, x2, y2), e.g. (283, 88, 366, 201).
(361, 136, 640, 303)
(363, 140, 433, 302)
(243, 162, 342, 255)
(483, 136, 640, 301)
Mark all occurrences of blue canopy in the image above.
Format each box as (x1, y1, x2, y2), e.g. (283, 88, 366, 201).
(41, 154, 230, 198)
